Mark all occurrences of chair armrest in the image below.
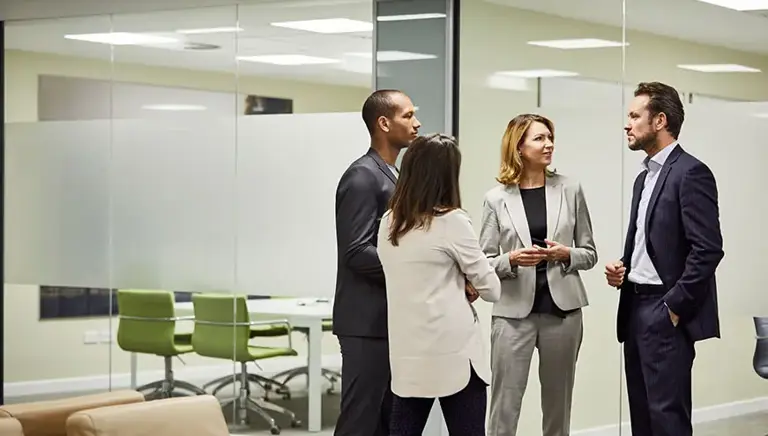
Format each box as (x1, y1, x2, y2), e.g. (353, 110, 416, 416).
(120, 315, 194, 322)
(250, 319, 292, 349)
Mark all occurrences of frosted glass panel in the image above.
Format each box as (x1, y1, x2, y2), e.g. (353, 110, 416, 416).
(235, 112, 369, 297)
(665, 108, 768, 316)
(109, 117, 237, 291)
(5, 113, 368, 296)
(5, 121, 111, 287)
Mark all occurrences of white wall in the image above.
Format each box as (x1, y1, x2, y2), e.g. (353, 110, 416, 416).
(460, 1, 768, 434)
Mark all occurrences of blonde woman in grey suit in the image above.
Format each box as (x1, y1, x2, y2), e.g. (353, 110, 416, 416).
(480, 114, 598, 436)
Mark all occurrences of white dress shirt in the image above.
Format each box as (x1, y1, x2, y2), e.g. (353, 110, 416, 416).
(378, 209, 501, 398)
(628, 142, 678, 285)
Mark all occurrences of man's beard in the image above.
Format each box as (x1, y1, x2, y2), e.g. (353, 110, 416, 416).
(629, 130, 657, 152)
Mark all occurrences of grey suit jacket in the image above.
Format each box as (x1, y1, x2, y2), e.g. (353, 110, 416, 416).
(479, 174, 598, 319)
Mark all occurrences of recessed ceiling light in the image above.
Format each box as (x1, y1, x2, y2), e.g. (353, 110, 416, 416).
(270, 18, 372, 34)
(677, 63, 761, 73)
(176, 27, 243, 34)
(64, 32, 178, 45)
(498, 69, 580, 78)
(142, 104, 207, 111)
(377, 13, 447, 21)
(237, 55, 339, 65)
(753, 113, 768, 118)
(346, 51, 437, 61)
(695, 0, 768, 11)
(527, 38, 628, 49)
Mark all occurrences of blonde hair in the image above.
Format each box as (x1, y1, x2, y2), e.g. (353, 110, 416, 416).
(496, 114, 556, 186)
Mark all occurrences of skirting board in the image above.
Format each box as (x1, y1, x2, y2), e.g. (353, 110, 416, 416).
(4, 353, 342, 399)
(571, 396, 768, 436)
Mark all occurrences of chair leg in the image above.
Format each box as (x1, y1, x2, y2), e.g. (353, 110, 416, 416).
(141, 356, 207, 400)
(135, 380, 164, 393)
(246, 373, 291, 398)
(174, 380, 207, 395)
(254, 398, 302, 428)
(203, 374, 237, 390)
(246, 398, 282, 435)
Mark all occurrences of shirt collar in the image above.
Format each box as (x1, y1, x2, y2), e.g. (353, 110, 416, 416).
(642, 141, 678, 172)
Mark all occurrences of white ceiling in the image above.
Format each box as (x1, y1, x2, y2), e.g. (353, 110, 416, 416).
(3, 0, 768, 88)
(490, 0, 768, 55)
(4, 0, 377, 87)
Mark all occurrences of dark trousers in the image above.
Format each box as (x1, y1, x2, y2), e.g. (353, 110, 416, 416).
(624, 293, 695, 436)
(334, 336, 393, 436)
(390, 367, 488, 436)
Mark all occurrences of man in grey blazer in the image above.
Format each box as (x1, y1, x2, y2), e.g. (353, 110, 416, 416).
(332, 89, 420, 436)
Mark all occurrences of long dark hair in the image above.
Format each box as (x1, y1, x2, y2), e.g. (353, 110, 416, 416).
(387, 133, 462, 246)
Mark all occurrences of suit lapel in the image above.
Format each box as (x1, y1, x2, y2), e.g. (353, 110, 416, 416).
(502, 185, 532, 247)
(366, 148, 397, 185)
(643, 146, 682, 231)
(545, 177, 562, 241)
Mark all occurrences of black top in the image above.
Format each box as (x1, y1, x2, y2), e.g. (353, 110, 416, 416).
(519, 186, 572, 318)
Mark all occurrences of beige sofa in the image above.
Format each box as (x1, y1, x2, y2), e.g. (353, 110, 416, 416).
(0, 390, 144, 436)
(66, 395, 229, 436)
(0, 418, 23, 436)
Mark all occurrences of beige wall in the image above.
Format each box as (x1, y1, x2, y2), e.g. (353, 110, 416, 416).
(3, 49, 369, 384)
(460, 1, 768, 433)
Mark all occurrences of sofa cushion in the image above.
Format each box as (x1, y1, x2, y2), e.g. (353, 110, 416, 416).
(66, 395, 228, 436)
(0, 390, 144, 436)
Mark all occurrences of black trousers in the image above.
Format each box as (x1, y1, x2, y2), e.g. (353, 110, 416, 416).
(624, 293, 695, 436)
(390, 366, 488, 436)
(334, 336, 393, 436)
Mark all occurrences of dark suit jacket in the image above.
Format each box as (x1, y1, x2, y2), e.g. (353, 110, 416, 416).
(332, 148, 397, 339)
(618, 145, 724, 343)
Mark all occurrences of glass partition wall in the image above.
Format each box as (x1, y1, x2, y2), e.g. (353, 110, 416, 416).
(3, 1, 373, 433)
(5, 0, 768, 434)
(459, 0, 627, 433)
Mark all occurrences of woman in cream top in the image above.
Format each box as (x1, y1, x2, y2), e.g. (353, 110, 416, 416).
(378, 133, 501, 436)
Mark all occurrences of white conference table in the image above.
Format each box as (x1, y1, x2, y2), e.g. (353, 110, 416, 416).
(128, 297, 333, 433)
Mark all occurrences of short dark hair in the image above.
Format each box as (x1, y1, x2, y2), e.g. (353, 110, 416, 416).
(387, 133, 462, 246)
(634, 82, 685, 138)
(361, 89, 403, 134)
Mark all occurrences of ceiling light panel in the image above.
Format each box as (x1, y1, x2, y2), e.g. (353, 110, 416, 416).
(377, 13, 447, 21)
(176, 27, 243, 34)
(498, 69, 580, 78)
(677, 63, 761, 72)
(64, 32, 178, 45)
(270, 18, 372, 34)
(695, 0, 768, 11)
(527, 38, 628, 49)
(237, 55, 339, 65)
(346, 51, 437, 61)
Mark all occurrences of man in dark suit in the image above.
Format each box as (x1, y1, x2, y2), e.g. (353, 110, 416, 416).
(605, 81, 724, 436)
(333, 89, 420, 436)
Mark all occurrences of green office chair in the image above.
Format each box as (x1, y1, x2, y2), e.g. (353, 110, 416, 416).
(201, 322, 294, 400)
(191, 293, 300, 435)
(116, 289, 207, 400)
(271, 319, 341, 396)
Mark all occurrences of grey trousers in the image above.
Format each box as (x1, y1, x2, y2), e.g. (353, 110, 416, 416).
(488, 311, 583, 436)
